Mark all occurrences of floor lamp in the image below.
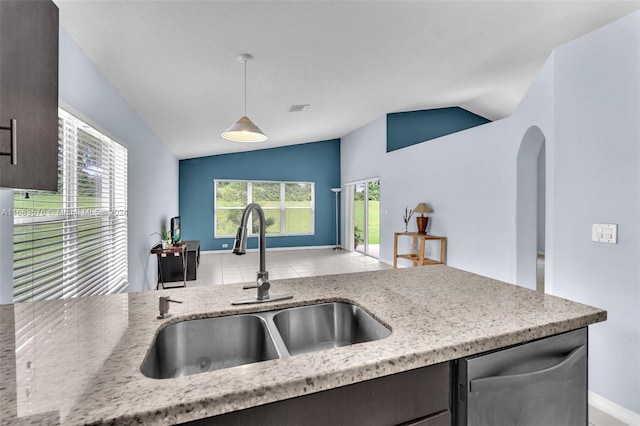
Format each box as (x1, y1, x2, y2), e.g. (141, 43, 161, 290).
(331, 188, 342, 250)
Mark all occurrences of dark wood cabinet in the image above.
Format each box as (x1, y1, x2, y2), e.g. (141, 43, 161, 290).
(0, 0, 58, 191)
(183, 362, 450, 426)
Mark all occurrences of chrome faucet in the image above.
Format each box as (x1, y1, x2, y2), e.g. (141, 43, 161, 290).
(231, 203, 292, 305)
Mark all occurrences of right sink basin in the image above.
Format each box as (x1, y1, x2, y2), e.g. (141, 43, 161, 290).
(272, 302, 391, 356)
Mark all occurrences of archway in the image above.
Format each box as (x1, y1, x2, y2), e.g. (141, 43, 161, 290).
(516, 126, 546, 291)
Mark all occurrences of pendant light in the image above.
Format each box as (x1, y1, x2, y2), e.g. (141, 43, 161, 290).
(222, 54, 268, 142)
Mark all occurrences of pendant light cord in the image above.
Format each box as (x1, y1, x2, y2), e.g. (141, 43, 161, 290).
(221, 53, 267, 142)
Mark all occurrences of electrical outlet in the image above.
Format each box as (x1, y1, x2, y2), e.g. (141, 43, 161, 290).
(592, 223, 617, 244)
(222, 243, 229, 248)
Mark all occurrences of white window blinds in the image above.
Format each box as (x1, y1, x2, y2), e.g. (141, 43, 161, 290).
(12, 109, 128, 302)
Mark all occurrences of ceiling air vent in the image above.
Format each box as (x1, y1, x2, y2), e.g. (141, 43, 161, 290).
(289, 104, 310, 112)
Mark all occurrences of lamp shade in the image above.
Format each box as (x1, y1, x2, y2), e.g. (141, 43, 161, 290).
(413, 202, 433, 215)
(222, 116, 268, 142)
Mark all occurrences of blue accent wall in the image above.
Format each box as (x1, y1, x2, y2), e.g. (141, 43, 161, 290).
(179, 139, 341, 251)
(387, 107, 490, 152)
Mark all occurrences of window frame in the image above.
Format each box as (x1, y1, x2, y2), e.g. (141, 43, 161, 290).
(214, 179, 315, 238)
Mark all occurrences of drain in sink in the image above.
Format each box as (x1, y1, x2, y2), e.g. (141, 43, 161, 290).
(197, 357, 212, 371)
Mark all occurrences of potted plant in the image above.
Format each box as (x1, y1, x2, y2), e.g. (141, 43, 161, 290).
(161, 225, 172, 249)
(354, 226, 363, 249)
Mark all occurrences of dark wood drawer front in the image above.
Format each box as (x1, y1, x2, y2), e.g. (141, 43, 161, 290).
(184, 362, 450, 426)
(403, 410, 451, 426)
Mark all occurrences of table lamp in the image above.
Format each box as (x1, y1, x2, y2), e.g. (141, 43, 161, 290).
(414, 202, 433, 234)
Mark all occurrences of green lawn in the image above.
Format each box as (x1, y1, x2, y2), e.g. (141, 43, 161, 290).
(12, 192, 120, 280)
(216, 205, 313, 236)
(12, 194, 117, 301)
(215, 181, 314, 237)
(354, 200, 380, 244)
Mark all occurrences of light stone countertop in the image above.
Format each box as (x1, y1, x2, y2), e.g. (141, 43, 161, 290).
(0, 265, 606, 425)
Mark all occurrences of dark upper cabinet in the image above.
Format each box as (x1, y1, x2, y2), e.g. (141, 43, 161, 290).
(0, 0, 58, 191)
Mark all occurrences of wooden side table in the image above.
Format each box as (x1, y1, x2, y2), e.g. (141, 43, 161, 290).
(151, 243, 187, 289)
(393, 232, 446, 268)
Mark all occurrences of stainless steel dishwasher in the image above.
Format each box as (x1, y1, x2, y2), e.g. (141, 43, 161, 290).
(455, 327, 587, 426)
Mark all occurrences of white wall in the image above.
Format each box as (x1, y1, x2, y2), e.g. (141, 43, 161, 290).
(341, 11, 639, 417)
(0, 29, 179, 301)
(341, 116, 388, 257)
(58, 29, 179, 293)
(551, 12, 640, 415)
(341, 55, 554, 284)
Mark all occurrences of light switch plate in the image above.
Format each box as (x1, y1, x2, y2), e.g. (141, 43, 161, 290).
(592, 223, 617, 244)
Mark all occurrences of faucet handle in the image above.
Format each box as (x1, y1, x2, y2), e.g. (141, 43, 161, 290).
(243, 277, 270, 290)
(158, 296, 182, 319)
(243, 271, 270, 289)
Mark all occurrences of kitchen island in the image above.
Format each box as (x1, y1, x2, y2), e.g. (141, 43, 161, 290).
(0, 265, 606, 425)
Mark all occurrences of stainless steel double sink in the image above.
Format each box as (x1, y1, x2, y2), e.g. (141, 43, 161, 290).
(141, 302, 391, 379)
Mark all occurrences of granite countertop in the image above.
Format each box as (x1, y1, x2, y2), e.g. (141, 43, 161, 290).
(0, 265, 606, 425)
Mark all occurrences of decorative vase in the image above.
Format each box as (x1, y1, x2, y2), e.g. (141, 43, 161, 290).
(162, 239, 171, 249)
(416, 216, 429, 234)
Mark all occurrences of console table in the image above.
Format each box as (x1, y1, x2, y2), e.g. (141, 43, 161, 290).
(150, 240, 201, 289)
(151, 243, 187, 290)
(393, 232, 446, 268)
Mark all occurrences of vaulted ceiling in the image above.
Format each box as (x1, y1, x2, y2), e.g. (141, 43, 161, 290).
(55, 1, 640, 159)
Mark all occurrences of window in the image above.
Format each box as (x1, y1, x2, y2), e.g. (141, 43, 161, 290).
(214, 180, 314, 237)
(12, 109, 128, 302)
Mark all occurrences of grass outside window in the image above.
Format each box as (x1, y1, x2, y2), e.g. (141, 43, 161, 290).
(214, 180, 314, 238)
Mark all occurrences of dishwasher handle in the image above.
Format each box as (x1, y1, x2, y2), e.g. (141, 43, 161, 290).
(469, 344, 586, 393)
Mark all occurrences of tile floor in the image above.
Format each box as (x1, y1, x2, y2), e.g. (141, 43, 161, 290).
(190, 247, 392, 286)
(188, 247, 627, 426)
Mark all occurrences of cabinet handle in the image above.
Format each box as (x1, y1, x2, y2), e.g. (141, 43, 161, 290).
(469, 345, 586, 393)
(0, 119, 17, 165)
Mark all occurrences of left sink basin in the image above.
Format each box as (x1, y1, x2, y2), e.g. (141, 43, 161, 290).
(141, 314, 279, 379)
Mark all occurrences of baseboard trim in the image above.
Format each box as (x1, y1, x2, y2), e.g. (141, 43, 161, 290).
(589, 391, 640, 425)
(202, 245, 337, 255)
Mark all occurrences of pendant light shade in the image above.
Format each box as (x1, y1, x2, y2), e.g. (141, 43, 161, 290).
(222, 116, 267, 142)
(222, 54, 268, 143)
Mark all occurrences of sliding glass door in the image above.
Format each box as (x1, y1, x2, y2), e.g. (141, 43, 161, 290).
(352, 179, 380, 258)
(354, 183, 366, 254)
(367, 180, 380, 258)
